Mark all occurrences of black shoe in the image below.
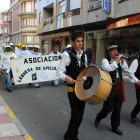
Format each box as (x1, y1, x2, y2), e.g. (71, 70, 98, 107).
(8, 89, 12, 92)
(29, 83, 32, 86)
(95, 117, 100, 127)
(112, 128, 123, 135)
(131, 114, 136, 124)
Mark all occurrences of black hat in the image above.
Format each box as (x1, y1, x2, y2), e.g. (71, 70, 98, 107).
(105, 43, 121, 52)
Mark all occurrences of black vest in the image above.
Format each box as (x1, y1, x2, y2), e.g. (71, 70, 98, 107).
(135, 58, 140, 79)
(106, 56, 123, 84)
(66, 49, 86, 87)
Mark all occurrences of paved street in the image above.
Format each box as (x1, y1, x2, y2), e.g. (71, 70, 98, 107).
(0, 75, 140, 140)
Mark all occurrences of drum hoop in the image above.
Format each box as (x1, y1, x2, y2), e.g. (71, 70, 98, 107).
(101, 71, 112, 100)
(94, 68, 103, 97)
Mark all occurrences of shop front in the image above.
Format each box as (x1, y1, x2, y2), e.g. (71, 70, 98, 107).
(86, 13, 140, 66)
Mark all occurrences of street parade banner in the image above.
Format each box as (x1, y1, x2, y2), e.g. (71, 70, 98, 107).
(11, 55, 62, 85)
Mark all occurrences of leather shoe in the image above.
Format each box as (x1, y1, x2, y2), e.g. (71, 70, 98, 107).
(131, 115, 136, 124)
(112, 128, 123, 135)
(95, 117, 100, 127)
(8, 89, 12, 92)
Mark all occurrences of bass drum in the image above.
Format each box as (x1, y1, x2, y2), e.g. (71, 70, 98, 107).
(75, 66, 112, 105)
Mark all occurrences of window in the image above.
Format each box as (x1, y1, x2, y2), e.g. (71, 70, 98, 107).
(35, 36, 39, 43)
(4, 27, 7, 33)
(72, 8, 80, 16)
(4, 16, 7, 21)
(24, 19, 26, 26)
(27, 36, 32, 43)
(23, 36, 39, 43)
(26, 2, 31, 12)
(22, 18, 36, 26)
(60, 1, 65, 14)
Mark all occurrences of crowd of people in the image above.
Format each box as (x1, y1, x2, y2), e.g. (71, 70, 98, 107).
(1, 32, 140, 140)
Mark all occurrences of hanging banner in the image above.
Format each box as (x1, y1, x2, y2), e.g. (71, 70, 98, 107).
(102, 0, 110, 14)
(10, 55, 62, 85)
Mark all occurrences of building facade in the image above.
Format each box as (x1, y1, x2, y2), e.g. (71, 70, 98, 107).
(37, 0, 140, 65)
(7, 0, 39, 46)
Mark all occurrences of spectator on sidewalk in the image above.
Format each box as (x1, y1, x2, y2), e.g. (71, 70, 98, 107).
(86, 45, 93, 65)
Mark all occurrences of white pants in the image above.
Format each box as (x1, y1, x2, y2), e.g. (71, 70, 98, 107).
(34, 82, 40, 87)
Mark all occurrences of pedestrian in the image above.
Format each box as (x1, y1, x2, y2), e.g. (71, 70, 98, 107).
(95, 43, 128, 135)
(0, 46, 17, 92)
(128, 55, 140, 124)
(15, 43, 22, 57)
(50, 46, 61, 86)
(57, 32, 87, 140)
(65, 44, 72, 52)
(86, 45, 93, 65)
(19, 45, 31, 58)
(29, 45, 41, 88)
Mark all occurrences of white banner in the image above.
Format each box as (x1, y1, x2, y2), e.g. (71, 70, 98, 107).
(11, 55, 61, 85)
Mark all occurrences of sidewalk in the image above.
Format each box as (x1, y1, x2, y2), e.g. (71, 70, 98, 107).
(0, 96, 33, 140)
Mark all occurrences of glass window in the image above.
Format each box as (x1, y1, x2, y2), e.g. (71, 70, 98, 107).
(4, 27, 7, 33)
(23, 36, 26, 43)
(60, 5, 65, 14)
(27, 36, 32, 43)
(4, 16, 7, 21)
(27, 18, 29, 26)
(23, 19, 26, 26)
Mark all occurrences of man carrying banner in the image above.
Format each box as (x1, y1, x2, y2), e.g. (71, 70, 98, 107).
(50, 46, 61, 86)
(0, 46, 17, 92)
(57, 32, 87, 140)
(29, 45, 41, 88)
(19, 45, 31, 58)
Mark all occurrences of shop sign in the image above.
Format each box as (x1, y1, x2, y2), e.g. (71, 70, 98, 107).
(102, 33, 123, 39)
(107, 13, 140, 29)
(102, 0, 110, 14)
(57, 36, 63, 42)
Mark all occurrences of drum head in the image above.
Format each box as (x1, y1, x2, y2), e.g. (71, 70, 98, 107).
(75, 66, 101, 100)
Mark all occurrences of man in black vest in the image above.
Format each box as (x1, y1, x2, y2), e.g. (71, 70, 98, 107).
(95, 44, 128, 135)
(128, 55, 140, 124)
(57, 32, 87, 140)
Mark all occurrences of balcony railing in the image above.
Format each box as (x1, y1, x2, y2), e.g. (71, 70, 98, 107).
(18, 8, 37, 15)
(42, 16, 53, 26)
(8, 17, 12, 23)
(88, 0, 102, 10)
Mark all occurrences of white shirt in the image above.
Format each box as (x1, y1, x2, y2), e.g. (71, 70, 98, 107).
(101, 58, 128, 78)
(30, 51, 41, 57)
(57, 50, 87, 81)
(128, 59, 139, 83)
(19, 50, 31, 58)
(0, 52, 17, 71)
(50, 51, 61, 55)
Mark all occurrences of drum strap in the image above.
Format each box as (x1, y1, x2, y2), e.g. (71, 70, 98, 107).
(67, 86, 75, 92)
(69, 51, 88, 66)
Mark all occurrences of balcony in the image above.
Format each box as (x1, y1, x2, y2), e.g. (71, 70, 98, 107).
(88, 0, 102, 11)
(42, 16, 54, 32)
(8, 17, 12, 23)
(18, 8, 37, 16)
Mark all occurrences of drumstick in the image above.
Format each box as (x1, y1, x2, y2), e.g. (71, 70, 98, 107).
(64, 76, 87, 84)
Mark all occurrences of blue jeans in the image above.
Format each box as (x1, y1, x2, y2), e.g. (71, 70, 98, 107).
(5, 69, 12, 90)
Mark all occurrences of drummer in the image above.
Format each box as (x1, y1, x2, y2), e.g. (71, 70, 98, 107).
(95, 44, 128, 135)
(57, 32, 87, 140)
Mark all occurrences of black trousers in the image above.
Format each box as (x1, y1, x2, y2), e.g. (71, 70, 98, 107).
(131, 88, 140, 118)
(64, 92, 86, 139)
(96, 88, 123, 128)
